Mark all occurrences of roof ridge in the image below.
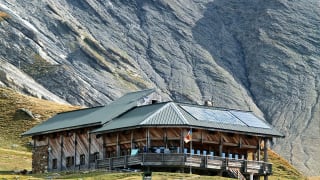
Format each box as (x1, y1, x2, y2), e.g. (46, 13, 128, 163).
(140, 102, 189, 125)
(170, 103, 189, 124)
(177, 102, 253, 112)
(140, 102, 171, 125)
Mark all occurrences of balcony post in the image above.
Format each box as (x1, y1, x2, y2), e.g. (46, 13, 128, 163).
(147, 128, 150, 152)
(219, 135, 223, 157)
(131, 130, 133, 150)
(116, 133, 120, 157)
(250, 173, 254, 180)
(124, 156, 127, 168)
(180, 128, 183, 153)
(257, 138, 261, 161)
(264, 138, 269, 180)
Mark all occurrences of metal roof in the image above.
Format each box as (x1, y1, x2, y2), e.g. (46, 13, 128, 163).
(92, 102, 283, 137)
(22, 89, 155, 136)
(176, 103, 283, 137)
(23, 88, 283, 138)
(91, 102, 190, 133)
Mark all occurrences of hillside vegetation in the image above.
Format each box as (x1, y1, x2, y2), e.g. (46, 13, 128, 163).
(0, 87, 305, 179)
(0, 87, 79, 151)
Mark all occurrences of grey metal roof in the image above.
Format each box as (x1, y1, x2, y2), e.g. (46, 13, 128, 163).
(22, 89, 155, 136)
(91, 102, 167, 133)
(92, 102, 283, 137)
(92, 102, 189, 133)
(23, 87, 283, 138)
(140, 103, 189, 125)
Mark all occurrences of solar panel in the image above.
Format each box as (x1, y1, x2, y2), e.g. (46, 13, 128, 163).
(181, 106, 246, 126)
(230, 111, 271, 129)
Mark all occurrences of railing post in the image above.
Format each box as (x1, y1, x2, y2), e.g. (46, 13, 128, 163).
(109, 158, 112, 171)
(225, 158, 228, 170)
(124, 156, 127, 168)
(205, 155, 207, 168)
(142, 153, 145, 164)
(244, 160, 247, 173)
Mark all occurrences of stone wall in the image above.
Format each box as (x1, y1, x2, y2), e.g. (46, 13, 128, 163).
(32, 145, 48, 173)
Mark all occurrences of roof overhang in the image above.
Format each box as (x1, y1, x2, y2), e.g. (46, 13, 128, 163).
(21, 122, 101, 137)
(90, 124, 284, 138)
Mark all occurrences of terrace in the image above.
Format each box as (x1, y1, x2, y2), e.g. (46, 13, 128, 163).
(96, 153, 272, 177)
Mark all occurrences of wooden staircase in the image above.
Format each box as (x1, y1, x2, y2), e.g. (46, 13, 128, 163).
(227, 168, 246, 180)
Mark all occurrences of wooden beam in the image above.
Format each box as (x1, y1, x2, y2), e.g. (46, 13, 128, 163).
(116, 133, 119, 157)
(257, 138, 261, 161)
(74, 132, 77, 171)
(223, 142, 239, 147)
(60, 134, 63, 171)
(264, 138, 268, 162)
(201, 130, 203, 144)
(180, 128, 183, 153)
(88, 133, 91, 169)
(102, 135, 106, 159)
(147, 128, 150, 152)
(219, 134, 223, 156)
(241, 144, 258, 149)
(264, 138, 269, 180)
(47, 136, 50, 172)
(131, 130, 133, 150)
(164, 128, 167, 149)
(202, 140, 220, 144)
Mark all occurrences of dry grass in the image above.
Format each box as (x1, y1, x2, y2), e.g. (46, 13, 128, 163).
(308, 177, 320, 180)
(268, 149, 305, 180)
(0, 148, 31, 171)
(0, 87, 80, 151)
(0, 11, 10, 21)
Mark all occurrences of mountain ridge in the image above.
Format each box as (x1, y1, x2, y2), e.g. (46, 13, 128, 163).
(0, 0, 319, 176)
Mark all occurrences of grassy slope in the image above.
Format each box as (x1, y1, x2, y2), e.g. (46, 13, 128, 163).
(268, 150, 304, 180)
(0, 87, 79, 150)
(0, 87, 307, 179)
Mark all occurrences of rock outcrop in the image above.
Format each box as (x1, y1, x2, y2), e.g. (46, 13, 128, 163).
(0, 0, 319, 176)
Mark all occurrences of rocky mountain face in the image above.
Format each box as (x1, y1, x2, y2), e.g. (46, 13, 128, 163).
(0, 0, 319, 176)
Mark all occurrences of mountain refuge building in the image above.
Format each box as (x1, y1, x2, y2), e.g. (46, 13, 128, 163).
(23, 89, 283, 180)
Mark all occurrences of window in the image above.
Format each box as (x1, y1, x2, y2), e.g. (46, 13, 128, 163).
(89, 152, 99, 163)
(38, 135, 45, 141)
(80, 154, 85, 165)
(66, 156, 74, 167)
(94, 152, 99, 161)
(52, 159, 57, 169)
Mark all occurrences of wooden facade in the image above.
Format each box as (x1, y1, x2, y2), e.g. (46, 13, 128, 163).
(32, 126, 271, 180)
(26, 89, 282, 180)
(32, 127, 103, 173)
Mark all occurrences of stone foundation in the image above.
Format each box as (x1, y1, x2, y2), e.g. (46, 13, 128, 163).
(32, 145, 48, 173)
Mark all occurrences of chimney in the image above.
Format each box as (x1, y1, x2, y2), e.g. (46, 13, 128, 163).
(204, 100, 213, 106)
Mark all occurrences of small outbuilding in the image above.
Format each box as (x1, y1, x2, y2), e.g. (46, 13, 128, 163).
(23, 89, 283, 180)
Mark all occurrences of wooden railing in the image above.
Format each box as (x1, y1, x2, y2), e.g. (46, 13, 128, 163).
(96, 153, 272, 175)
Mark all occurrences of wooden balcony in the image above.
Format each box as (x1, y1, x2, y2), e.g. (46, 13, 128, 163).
(96, 153, 272, 175)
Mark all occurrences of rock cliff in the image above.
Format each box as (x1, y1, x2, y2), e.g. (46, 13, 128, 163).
(0, 0, 319, 176)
